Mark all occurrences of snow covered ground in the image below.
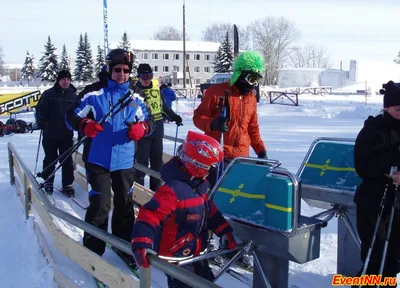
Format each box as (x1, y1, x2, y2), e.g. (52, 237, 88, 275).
(0, 93, 397, 287)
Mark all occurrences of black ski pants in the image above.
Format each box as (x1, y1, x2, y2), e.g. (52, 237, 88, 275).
(41, 136, 74, 187)
(354, 199, 400, 286)
(167, 260, 215, 288)
(135, 119, 164, 191)
(83, 162, 135, 256)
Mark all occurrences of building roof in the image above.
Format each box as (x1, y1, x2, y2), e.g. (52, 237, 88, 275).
(4, 63, 24, 69)
(109, 40, 220, 53)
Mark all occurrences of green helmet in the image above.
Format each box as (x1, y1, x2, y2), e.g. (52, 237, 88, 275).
(229, 51, 265, 86)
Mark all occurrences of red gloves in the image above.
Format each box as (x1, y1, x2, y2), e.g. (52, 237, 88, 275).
(220, 232, 237, 250)
(127, 122, 149, 141)
(133, 248, 149, 268)
(79, 118, 103, 138)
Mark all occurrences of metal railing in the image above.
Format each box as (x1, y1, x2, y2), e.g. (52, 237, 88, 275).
(7, 142, 221, 288)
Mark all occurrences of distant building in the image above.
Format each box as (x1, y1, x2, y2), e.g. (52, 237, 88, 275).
(109, 40, 220, 86)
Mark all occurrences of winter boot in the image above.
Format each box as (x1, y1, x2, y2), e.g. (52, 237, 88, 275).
(62, 185, 75, 198)
(111, 246, 137, 270)
(44, 182, 53, 195)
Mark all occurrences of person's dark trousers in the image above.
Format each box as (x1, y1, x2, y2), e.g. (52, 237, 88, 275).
(207, 158, 232, 190)
(41, 136, 74, 187)
(134, 119, 164, 191)
(352, 199, 400, 287)
(83, 162, 135, 256)
(166, 260, 215, 288)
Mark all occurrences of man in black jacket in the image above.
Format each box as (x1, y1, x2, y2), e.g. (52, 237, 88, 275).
(36, 70, 77, 196)
(133, 64, 182, 191)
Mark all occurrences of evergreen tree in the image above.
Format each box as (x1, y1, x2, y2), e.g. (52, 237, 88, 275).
(118, 32, 131, 50)
(38, 35, 58, 82)
(220, 32, 234, 72)
(213, 45, 224, 73)
(74, 34, 85, 81)
(0, 44, 4, 77)
(394, 51, 400, 64)
(60, 44, 70, 71)
(131, 51, 140, 77)
(20, 51, 36, 83)
(81, 33, 94, 83)
(95, 44, 105, 76)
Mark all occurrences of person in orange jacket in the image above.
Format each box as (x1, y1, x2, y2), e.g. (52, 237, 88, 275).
(193, 51, 267, 186)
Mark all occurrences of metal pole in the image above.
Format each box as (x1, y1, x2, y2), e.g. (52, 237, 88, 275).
(183, 0, 186, 88)
(24, 174, 31, 220)
(253, 251, 273, 288)
(139, 267, 151, 288)
(8, 148, 15, 185)
(103, 0, 109, 57)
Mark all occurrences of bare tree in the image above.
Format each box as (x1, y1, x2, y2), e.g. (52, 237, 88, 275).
(153, 26, 188, 40)
(394, 51, 400, 64)
(201, 22, 250, 50)
(248, 17, 300, 85)
(288, 43, 331, 69)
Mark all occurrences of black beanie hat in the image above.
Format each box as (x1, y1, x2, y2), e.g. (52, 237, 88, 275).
(137, 63, 152, 75)
(57, 70, 72, 82)
(380, 81, 400, 108)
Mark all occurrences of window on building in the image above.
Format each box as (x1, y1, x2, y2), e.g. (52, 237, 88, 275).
(185, 66, 189, 72)
(186, 79, 190, 84)
(195, 79, 201, 84)
(204, 54, 211, 61)
(194, 54, 200, 60)
(186, 54, 190, 60)
(193, 66, 200, 73)
(204, 67, 211, 73)
(173, 54, 180, 60)
(173, 66, 180, 72)
(142, 53, 148, 60)
(163, 66, 169, 73)
(163, 53, 169, 60)
(152, 53, 158, 60)
(153, 66, 158, 72)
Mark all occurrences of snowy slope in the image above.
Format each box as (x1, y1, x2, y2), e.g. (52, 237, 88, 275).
(0, 94, 397, 287)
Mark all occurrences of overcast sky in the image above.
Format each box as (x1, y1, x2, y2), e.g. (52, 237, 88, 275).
(1, 0, 399, 70)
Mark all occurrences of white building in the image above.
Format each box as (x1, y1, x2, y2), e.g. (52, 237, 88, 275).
(109, 40, 220, 86)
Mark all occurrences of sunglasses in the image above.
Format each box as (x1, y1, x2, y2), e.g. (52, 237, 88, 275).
(140, 73, 153, 80)
(245, 73, 261, 86)
(113, 68, 131, 74)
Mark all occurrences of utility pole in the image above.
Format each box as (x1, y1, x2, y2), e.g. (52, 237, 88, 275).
(183, 0, 186, 88)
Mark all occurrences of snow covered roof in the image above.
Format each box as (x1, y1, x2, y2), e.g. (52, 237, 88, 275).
(110, 40, 220, 53)
(4, 63, 24, 69)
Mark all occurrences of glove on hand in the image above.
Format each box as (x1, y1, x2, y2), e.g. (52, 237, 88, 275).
(173, 115, 183, 126)
(219, 232, 237, 250)
(257, 151, 268, 159)
(133, 248, 149, 268)
(210, 117, 229, 132)
(127, 122, 149, 141)
(79, 118, 103, 138)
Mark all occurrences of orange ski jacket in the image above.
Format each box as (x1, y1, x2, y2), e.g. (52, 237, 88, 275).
(193, 82, 266, 159)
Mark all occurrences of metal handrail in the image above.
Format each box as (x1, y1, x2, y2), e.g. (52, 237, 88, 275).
(7, 142, 221, 288)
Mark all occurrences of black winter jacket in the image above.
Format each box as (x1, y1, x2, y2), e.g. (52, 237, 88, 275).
(35, 83, 77, 140)
(354, 112, 400, 210)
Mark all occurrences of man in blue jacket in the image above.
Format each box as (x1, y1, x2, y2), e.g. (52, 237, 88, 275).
(66, 48, 154, 262)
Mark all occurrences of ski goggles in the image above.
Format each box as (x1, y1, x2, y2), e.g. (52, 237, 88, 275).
(243, 71, 263, 86)
(139, 73, 153, 81)
(111, 51, 135, 64)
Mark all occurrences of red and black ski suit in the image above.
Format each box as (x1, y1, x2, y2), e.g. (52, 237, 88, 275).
(131, 157, 234, 285)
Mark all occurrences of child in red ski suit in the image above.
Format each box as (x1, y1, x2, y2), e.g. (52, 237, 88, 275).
(131, 130, 237, 288)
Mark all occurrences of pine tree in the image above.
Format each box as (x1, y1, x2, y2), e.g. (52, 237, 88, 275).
(131, 51, 140, 77)
(0, 44, 5, 77)
(220, 32, 234, 72)
(118, 32, 131, 50)
(38, 35, 58, 82)
(95, 44, 105, 76)
(213, 45, 224, 73)
(74, 34, 85, 82)
(60, 44, 70, 71)
(81, 33, 94, 83)
(20, 51, 36, 83)
(394, 51, 400, 64)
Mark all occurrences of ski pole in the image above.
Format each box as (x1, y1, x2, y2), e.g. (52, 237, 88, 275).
(377, 182, 399, 286)
(360, 166, 396, 282)
(216, 90, 229, 184)
(34, 129, 42, 175)
(38, 90, 135, 183)
(173, 123, 179, 156)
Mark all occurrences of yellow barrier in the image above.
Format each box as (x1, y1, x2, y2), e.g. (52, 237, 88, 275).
(0, 90, 41, 115)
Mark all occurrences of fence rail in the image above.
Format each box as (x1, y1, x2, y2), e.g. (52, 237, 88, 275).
(7, 140, 221, 288)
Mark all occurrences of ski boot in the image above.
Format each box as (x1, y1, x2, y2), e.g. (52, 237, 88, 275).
(62, 185, 75, 198)
(44, 182, 53, 195)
